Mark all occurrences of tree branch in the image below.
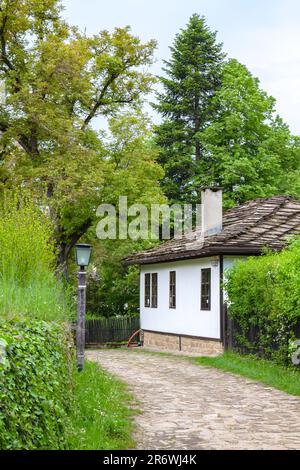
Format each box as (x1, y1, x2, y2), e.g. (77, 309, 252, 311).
(66, 217, 94, 254)
(0, 7, 21, 92)
(0, 112, 40, 157)
(81, 74, 117, 129)
(17, 134, 39, 157)
(0, 118, 8, 133)
(0, 11, 14, 71)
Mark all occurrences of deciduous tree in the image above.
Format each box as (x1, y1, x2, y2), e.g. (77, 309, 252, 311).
(0, 0, 157, 275)
(198, 60, 300, 207)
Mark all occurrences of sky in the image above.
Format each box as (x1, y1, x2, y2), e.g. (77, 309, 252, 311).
(63, 0, 300, 134)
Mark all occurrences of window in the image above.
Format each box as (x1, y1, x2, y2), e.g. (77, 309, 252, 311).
(151, 273, 158, 308)
(144, 273, 158, 308)
(145, 273, 151, 307)
(201, 268, 211, 310)
(169, 271, 176, 309)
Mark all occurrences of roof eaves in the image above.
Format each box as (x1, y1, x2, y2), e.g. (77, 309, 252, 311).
(124, 245, 266, 266)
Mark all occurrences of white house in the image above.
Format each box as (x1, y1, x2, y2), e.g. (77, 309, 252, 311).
(126, 189, 300, 355)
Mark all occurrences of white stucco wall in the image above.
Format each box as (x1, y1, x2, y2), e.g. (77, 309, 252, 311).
(223, 255, 247, 272)
(140, 257, 221, 339)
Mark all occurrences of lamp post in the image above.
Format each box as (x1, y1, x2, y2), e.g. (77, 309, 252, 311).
(75, 243, 92, 372)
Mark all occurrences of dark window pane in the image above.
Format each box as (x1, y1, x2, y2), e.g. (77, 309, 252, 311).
(151, 273, 158, 308)
(145, 273, 151, 307)
(169, 271, 176, 308)
(201, 268, 211, 311)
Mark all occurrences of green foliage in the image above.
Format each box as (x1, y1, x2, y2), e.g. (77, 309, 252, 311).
(225, 238, 300, 364)
(86, 234, 153, 318)
(199, 59, 300, 207)
(0, 0, 157, 273)
(68, 360, 135, 450)
(0, 193, 55, 284)
(195, 352, 300, 396)
(0, 320, 74, 450)
(154, 14, 225, 203)
(0, 322, 136, 450)
(0, 193, 72, 321)
(83, 112, 165, 317)
(154, 14, 300, 207)
(101, 112, 165, 208)
(86, 258, 140, 318)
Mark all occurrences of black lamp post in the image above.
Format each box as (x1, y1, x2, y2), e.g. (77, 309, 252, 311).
(75, 243, 92, 372)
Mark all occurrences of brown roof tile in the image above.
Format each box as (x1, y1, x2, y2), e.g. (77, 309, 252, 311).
(125, 196, 300, 265)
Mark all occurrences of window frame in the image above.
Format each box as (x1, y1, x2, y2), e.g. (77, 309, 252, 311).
(169, 271, 176, 309)
(151, 273, 158, 308)
(201, 268, 211, 311)
(144, 272, 158, 308)
(144, 273, 151, 308)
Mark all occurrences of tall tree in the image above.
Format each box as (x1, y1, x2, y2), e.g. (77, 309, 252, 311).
(85, 112, 166, 317)
(198, 59, 300, 207)
(154, 14, 225, 203)
(0, 0, 158, 275)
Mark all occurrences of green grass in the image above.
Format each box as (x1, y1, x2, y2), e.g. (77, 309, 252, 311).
(68, 360, 136, 450)
(0, 276, 72, 321)
(194, 352, 300, 396)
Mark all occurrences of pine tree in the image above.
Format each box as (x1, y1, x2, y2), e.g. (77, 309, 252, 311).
(155, 15, 300, 207)
(154, 14, 225, 203)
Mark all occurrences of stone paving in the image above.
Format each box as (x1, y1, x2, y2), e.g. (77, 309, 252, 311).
(87, 349, 300, 450)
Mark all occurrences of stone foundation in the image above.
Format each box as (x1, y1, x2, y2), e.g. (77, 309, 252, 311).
(143, 330, 223, 356)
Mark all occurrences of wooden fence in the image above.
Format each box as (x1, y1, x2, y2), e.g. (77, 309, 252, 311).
(85, 316, 140, 346)
(223, 304, 300, 356)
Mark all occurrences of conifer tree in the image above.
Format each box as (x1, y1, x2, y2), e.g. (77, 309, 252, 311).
(155, 15, 300, 207)
(154, 14, 225, 203)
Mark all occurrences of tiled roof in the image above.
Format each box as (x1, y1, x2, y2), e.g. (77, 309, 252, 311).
(125, 196, 300, 265)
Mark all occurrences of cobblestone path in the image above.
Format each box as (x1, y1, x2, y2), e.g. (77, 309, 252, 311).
(87, 349, 300, 450)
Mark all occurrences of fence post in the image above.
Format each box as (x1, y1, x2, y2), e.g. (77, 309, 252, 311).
(223, 304, 234, 351)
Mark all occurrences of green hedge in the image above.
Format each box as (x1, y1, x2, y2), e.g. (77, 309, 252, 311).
(225, 238, 300, 365)
(0, 321, 74, 449)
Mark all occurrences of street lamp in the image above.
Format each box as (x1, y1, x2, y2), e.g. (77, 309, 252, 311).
(75, 243, 92, 270)
(75, 243, 92, 372)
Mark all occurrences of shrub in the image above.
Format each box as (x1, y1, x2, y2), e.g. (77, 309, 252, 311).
(0, 320, 74, 450)
(225, 238, 300, 365)
(0, 192, 72, 321)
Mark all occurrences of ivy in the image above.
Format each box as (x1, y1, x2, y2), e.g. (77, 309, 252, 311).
(0, 321, 74, 449)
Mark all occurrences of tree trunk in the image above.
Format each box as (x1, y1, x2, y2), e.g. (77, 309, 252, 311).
(58, 243, 70, 281)
(56, 217, 93, 281)
(195, 139, 202, 161)
(194, 96, 202, 162)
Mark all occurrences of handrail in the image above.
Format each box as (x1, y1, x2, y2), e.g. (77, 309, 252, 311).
(127, 329, 142, 348)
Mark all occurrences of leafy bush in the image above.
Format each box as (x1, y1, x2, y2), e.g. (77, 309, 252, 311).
(0, 320, 73, 450)
(0, 193, 72, 321)
(225, 238, 300, 365)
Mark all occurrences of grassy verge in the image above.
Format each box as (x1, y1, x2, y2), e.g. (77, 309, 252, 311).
(194, 352, 300, 396)
(68, 361, 136, 450)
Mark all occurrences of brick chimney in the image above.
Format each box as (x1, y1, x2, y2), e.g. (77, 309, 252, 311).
(201, 187, 223, 237)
